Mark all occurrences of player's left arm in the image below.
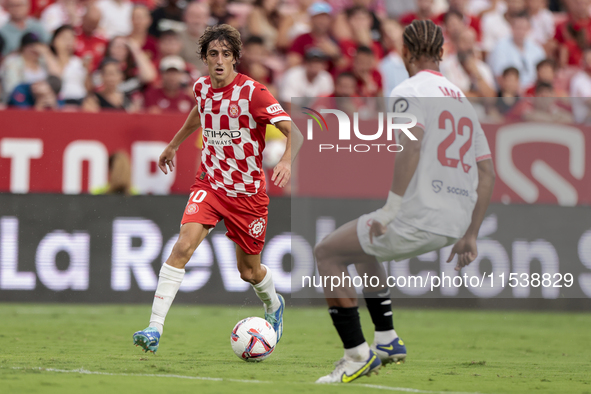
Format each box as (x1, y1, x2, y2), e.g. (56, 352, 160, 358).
(447, 158, 495, 271)
(272, 120, 304, 188)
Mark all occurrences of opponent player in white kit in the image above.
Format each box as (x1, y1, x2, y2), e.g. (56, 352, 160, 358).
(132, 25, 303, 354)
(314, 20, 495, 383)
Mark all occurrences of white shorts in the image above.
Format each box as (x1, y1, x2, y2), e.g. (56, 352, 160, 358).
(357, 211, 458, 262)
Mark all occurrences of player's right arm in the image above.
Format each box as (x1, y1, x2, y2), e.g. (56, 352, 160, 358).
(446, 158, 495, 271)
(159, 105, 202, 174)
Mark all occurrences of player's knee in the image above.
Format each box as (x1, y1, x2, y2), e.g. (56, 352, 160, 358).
(314, 241, 330, 264)
(238, 266, 256, 284)
(170, 239, 195, 265)
(314, 241, 328, 263)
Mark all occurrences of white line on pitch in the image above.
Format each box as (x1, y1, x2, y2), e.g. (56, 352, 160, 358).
(8, 367, 482, 394)
(9, 367, 269, 384)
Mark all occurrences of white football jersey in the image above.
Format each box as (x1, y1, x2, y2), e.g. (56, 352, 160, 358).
(390, 70, 492, 239)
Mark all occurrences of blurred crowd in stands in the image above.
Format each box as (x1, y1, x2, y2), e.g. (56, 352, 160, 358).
(0, 0, 591, 123)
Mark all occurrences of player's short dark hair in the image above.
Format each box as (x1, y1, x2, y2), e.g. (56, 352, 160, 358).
(198, 24, 242, 68)
(536, 58, 555, 71)
(244, 35, 265, 47)
(356, 45, 374, 56)
(403, 19, 444, 63)
(502, 66, 520, 78)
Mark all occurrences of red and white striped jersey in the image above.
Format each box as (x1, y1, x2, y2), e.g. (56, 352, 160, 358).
(193, 73, 290, 197)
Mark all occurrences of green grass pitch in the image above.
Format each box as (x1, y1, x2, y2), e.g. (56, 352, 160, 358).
(0, 303, 590, 394)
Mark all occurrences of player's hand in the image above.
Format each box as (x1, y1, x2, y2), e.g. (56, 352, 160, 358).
(272, 159, 291, 187)
(158, 145, 177, 174)
(369, 220, 387, 244)
(446, 235, 478, 271)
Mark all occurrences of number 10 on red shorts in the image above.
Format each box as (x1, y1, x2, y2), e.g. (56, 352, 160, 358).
(180, 182, 270, 255)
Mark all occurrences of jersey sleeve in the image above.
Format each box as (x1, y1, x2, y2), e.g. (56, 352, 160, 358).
(389, 84, 426, 143)
(473, 121, 492, 162)
(250, 84, 291, 125)
(192, 77, 206, 104)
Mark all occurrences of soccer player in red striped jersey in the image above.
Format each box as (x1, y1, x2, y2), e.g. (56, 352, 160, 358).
(133, 25, 303, 354)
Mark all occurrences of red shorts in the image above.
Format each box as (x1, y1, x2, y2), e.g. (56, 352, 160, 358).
(181, 179, 269, 255)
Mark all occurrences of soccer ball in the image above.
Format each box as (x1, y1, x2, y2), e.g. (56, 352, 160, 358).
(230, 317, 277, 362)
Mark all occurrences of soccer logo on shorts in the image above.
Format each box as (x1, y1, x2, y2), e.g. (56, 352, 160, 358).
(229, 103, 241, 118)
(248, 218, 266, 237)
(185, 203, 199, 215)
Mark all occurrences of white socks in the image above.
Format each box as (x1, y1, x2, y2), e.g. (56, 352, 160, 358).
(344, 342, 370, 362)
(149, 263, 185, 334)
(148, 263, 278, 334)
(374, 329, 398, 345)
(252, 264, 281, 313)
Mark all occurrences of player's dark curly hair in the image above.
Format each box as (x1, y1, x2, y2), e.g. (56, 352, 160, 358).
(198, 24, 242, 69)
(403, 19, 444, 63)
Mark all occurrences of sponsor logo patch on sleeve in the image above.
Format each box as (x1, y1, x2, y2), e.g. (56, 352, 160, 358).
(266, 104, 283, 114)
(393, 98, 409, 112)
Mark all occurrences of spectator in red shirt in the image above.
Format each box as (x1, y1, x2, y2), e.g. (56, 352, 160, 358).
(339, 5, 384, 66)
(143, 55, 193, 114)
(128, 4, 158, 62)
(287, 2, 346, 70)
(332, 70, 357, 97)
(314, 71, 367, 114)
(519, 81, 573, 123)
(331, 0, 384, 43)
(524, 58, 567, 96)
(348, 45, 382, 96)
(553, 0, 591, 67)
(74, 4, 107, 71)
(433, 0, 481, 41)
(30, 0, 54, 19)
(399, 0, 436, 26)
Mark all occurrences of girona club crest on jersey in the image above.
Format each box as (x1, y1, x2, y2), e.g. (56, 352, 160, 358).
(185, 203, 199, 215)
(228, 103, 241, 118)
(248, 218, 266, 237)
